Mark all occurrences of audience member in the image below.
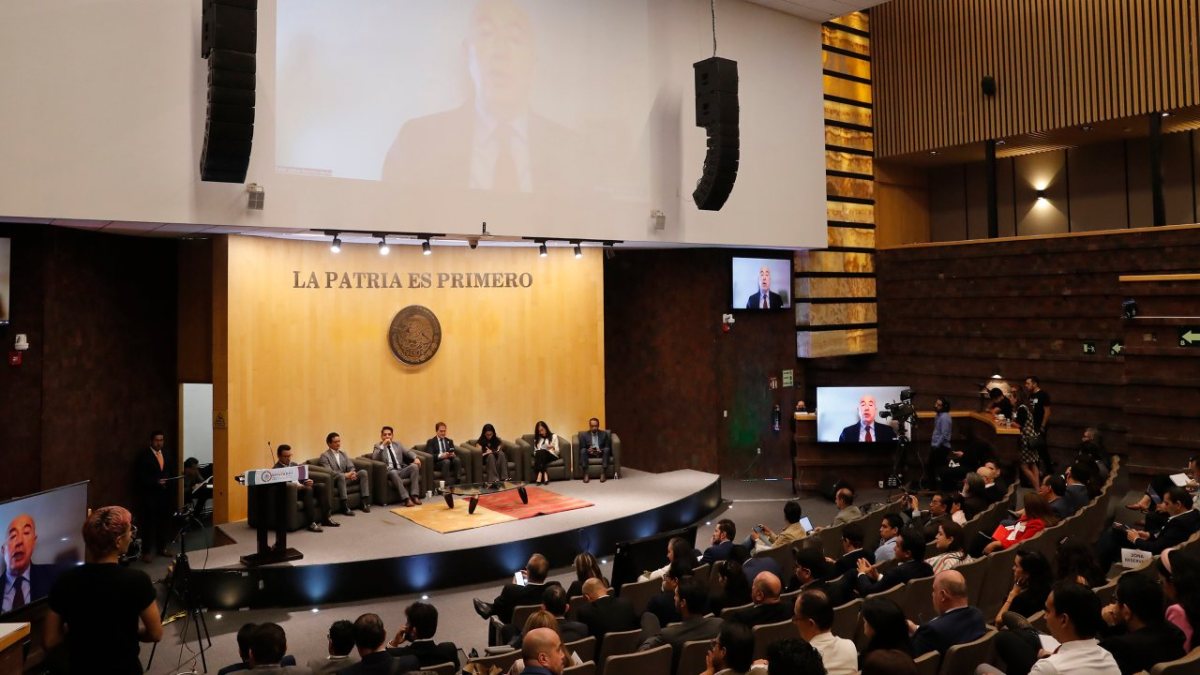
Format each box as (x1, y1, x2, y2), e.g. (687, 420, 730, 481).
(728, 572, 791, 627)
(307, 620, 357, 675)
(1040, 475, 1073, 520)
(907, 492, 951, 543)
(644, 561, 688, 627)
(385, 601, 460, 669)
(1063, 462, 1092, 513)
(789, 547, 838, 600)
(761, 639, 827, 675)
(701, 622, 755, 675)
(793, 589, 856, 675)
(830, 523, 874, 582)
(45, 506, 163, 675)
(874, 513, 903, 564)
(1159, 549, 1200, 652)
(575, 577, 638, 648)
(473, 553, 560, 624)
(979, 460, 1008, 503)
(832, 487, 863, 526)
(1127, 456, 1198, 513)
(909, 570, 986, 655)
(1098, 572, 1185, 675)
(995, 550, 1053, 626)
(856, 529, 933, 596)
(566, 551, 607, 597)
(245, 623, 310, 674)
(982, 492, 1056, 555)
(1055, 540, 1105, 589)
(341, 613, 416, 675)
(949, 493, 968, 526)
(1075, 428, 1109, 481)
(640, 536, 699, 582)
(927, 521, 968, 574)
(1100, 487, 1200, 569)
(533, 585, 587, 644)
(519, 627, 566, 675)
(962, 473, 990, 520)
(735, 544, 782, 587)
(1032, 582, 1119, 674)
(702, 519, 737, 564)
(639, 577, 723, 665)
(749, 501, 808, 552)
(859, 597, 914, 666)
(862, 649, 918, 675)
(709, 558, 753, 616)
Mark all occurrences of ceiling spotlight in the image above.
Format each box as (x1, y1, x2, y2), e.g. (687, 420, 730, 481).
(378, 236, 390, 256)
(573, 242, 582, 259)
(538, 242, 548, 257)
(330, 235, 342, 254)
(422, 240, 432, 256)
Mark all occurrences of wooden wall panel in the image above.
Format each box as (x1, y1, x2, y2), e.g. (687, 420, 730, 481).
(215, 238, 606, 521)
(1068, 141, 1130, 232)
(873, 0, 1200, 157)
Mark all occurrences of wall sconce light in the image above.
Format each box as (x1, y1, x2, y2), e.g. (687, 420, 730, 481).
(330, 234, 342, 253)
(1035, 189, 1047, 201)
(421, 239, 432, 256)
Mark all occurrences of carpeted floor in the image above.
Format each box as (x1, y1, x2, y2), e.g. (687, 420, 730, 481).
(392, 487, 594, 533)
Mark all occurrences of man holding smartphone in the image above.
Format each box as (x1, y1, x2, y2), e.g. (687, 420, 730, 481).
(747, 501, 808, 553)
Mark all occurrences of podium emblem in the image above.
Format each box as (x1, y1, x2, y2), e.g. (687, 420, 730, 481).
(389, 305, 442, 366)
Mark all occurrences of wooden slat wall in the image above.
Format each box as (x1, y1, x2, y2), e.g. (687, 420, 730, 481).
(873, 0, 1200, 157)
(797, 12, 879, 358)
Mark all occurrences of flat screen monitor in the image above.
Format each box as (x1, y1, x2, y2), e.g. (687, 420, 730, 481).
(610, 524, 699, 592)
(731, 256, 792, 310)
(0, 237, 10, 325)
(0, 481, 88, 616)
(816, 386, 911, 444)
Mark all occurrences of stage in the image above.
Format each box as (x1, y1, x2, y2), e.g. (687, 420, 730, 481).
(191, 469, 721, 610)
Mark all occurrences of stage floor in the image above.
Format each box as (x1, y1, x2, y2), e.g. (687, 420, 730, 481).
(199, 468, 718, 571)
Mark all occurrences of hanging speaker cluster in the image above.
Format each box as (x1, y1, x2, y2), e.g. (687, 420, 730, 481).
(200, 0, 257, 183)
(692, 57, 739, 211)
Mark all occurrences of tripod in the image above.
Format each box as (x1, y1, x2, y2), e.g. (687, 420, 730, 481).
(147, 508, 212, 672)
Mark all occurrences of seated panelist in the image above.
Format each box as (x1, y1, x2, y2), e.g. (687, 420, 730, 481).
(530, 420, 560, 486)
(372, 425, 422, 507)
(576, 417, 612, 483)
(424, 422, 462, 487)
(274, 444, 337, 532)
(319, 432, 371, 515)
(476, 424, 509, 484)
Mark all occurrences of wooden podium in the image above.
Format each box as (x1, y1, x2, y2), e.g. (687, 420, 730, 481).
(239, 466, 305, 567)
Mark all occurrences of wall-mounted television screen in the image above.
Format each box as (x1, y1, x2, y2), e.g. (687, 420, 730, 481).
(731, 256, 792, 310)
(816, 386, 911, 444)
(0, 481, 88, 616)
(0, 237, 10, 325)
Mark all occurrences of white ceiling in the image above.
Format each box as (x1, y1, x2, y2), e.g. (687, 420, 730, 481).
(744, 0, 888, 22)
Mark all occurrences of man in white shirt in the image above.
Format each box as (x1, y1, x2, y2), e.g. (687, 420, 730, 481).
(874, 513, 903, 564)
(791, 589, 856, 675)
(1028, 581, 1120, 675)
(306, 620, 358, 675)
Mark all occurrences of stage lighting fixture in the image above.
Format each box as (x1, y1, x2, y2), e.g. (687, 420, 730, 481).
(573, 242, 582, 258)
(422, 240, 432, 256)
(330, 235, 342, 253)
(538, 242, 548, 257)
(378, 236, 390, 256)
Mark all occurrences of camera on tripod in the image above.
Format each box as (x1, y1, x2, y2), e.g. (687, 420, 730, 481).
(878, 388, 916, 427)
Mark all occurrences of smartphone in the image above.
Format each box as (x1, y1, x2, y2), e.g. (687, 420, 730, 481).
(513, 571, 528, 586)
(799, 517, 813, 532)
(753, 525, 764, 534)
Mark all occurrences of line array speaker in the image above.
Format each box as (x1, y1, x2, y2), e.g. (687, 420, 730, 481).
(692, 57, 739, 211)
(200, 0, 257, 183)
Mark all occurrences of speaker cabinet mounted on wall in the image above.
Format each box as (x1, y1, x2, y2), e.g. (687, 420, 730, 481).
(692, 57, 739, 211)
(200, 0, 257, 183)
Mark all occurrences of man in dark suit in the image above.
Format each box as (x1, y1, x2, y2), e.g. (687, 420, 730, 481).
(907, 493, 951, 543)
(638, 577, 723, 671)
(575, 577, 639, 649)
(274, 444, 338, 532)
(645, 562, 687, 627)
(838, 396, 898, 444)
(134, 430, 175, 562)
(242, 623, 312, 675)
(830, 523, 874, 583)
(342, 613, 419, 675)
(909, 570, 987, 655)
(855, 529, 934, 597)
(318, 432, 372, 515)
(979, 460, 1008, 503)
(701, 519, 736, 564)
(2, 514, 63, 612)
(386, 601, 460, 670)
(728, 572, 793, 628)
(746, 265, 784, 309)
(1099, 572, 1186, 675)
(306, 620, 357, 675)
(576, 417, 612, 483)
(424, 422, 463, 488)
(473, 553, 560, 624)
(1102, 487, 1200, 569)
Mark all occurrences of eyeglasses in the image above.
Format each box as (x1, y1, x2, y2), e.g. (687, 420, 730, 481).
(129, 525, 139, 539)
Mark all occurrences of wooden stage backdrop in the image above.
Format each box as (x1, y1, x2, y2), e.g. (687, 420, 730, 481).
(213, 237, 605, 522)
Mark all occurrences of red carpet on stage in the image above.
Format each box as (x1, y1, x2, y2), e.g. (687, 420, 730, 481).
(478, 486, 593, 519)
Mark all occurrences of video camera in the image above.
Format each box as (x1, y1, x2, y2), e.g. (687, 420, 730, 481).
(878, 388, 916, 424)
